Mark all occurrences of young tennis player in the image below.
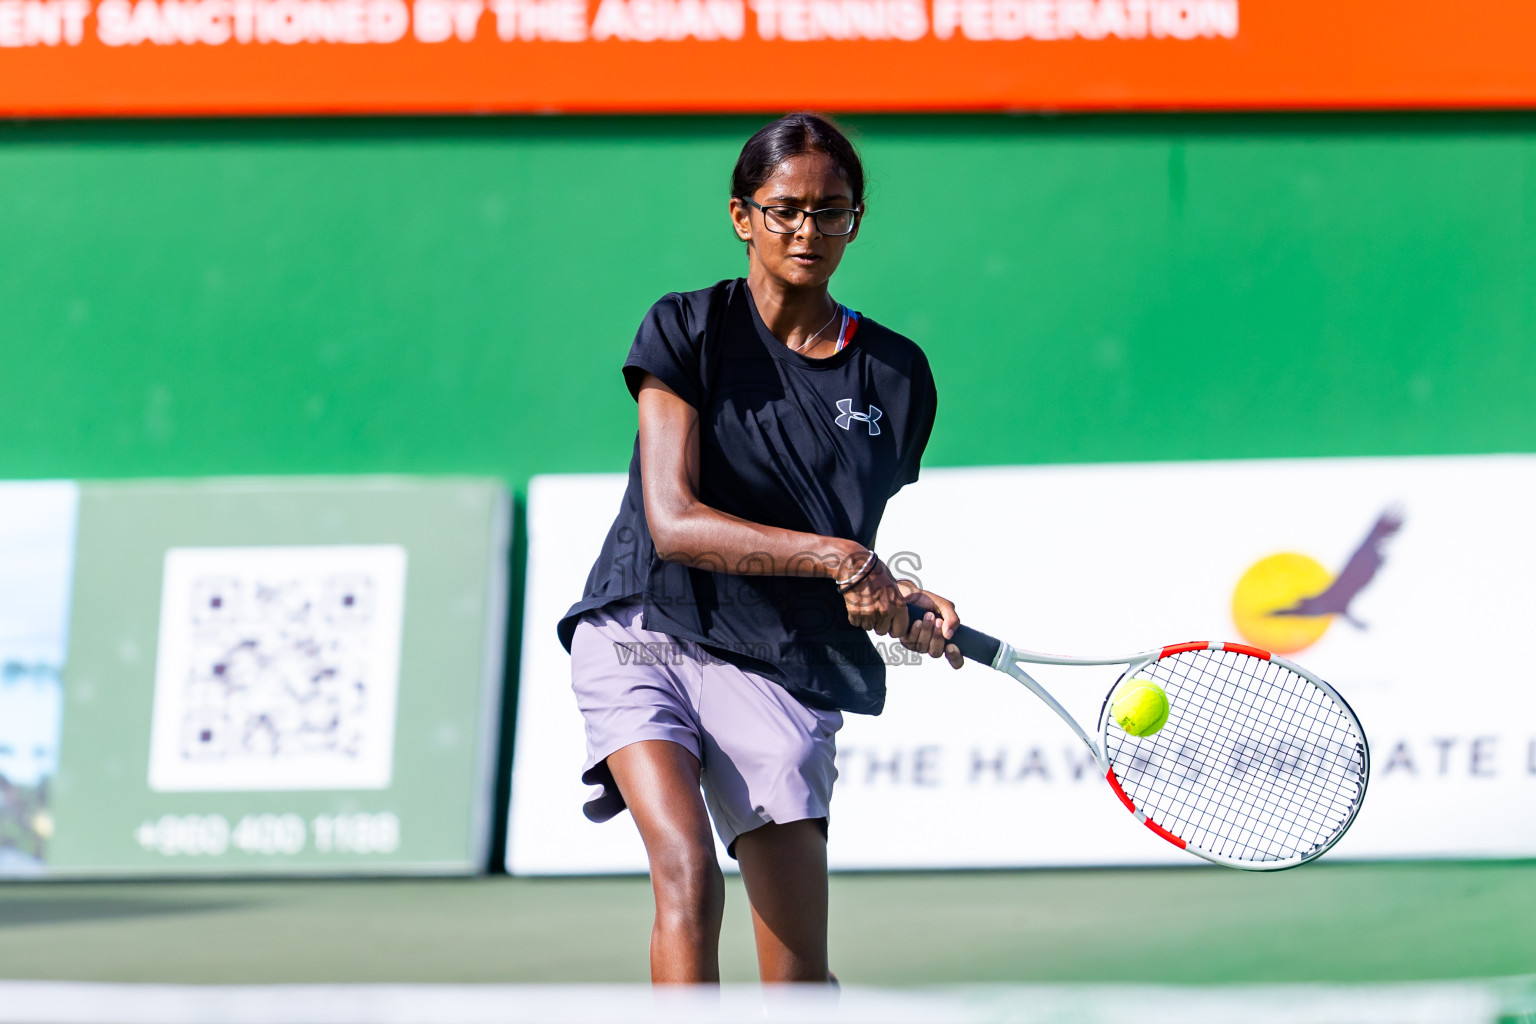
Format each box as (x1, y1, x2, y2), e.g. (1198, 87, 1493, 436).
(557, 113, 962, 985)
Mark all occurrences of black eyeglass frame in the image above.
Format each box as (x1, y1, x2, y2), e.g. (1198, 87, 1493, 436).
(737, 196, 861, 237)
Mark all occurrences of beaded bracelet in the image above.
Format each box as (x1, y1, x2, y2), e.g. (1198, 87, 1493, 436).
(835, 550, 878, 592)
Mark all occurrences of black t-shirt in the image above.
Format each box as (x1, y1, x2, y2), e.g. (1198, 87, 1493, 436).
(558, 278, 938, 715)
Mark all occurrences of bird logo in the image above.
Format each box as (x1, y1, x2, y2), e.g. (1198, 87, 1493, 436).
(1231, 508, 1404, 654)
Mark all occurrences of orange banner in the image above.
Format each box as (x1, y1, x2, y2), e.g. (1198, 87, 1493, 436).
(2, 0, 1535, 116)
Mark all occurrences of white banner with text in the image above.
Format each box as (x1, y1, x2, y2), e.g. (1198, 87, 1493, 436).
(508, 456, 1536, 873)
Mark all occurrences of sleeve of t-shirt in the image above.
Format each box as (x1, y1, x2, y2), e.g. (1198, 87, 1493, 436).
(892, 354, 938, 495)
(622, 293, 704, 409)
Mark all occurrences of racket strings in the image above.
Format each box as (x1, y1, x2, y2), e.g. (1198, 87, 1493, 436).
(1116, 665, 1349, 861)
(1160, 657, 1351, 854)
(1166, 656, 1359, 860)
(1104, 649, 1365, 864)
(1157, 657, 1360, 861)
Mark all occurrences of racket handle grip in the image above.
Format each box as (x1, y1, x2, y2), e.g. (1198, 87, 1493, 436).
(904, 603, 1002, 666)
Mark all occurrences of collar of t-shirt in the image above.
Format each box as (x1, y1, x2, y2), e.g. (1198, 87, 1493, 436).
(834, 305, 861, 352)
(746, 294, 863, 360)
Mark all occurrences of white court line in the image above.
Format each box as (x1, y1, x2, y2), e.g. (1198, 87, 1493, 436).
(0, 979, 1529, 1024)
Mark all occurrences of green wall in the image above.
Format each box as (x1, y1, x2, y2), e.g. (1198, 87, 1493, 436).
(4, 113, 1533, 870)
(3, 114, 1534, 484)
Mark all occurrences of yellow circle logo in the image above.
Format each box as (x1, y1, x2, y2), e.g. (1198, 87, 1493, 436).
(1231, 552, 1334, 654)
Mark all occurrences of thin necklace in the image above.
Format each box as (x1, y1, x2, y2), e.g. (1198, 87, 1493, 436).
(791, 301, 841, 354)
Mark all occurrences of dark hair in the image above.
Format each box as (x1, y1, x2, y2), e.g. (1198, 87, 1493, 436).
(731, 113, 865, 207)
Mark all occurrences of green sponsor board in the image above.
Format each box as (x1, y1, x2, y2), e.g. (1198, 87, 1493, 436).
(42, 477, 508, 876)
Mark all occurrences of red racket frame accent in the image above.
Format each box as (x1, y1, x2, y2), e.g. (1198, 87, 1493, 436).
(1144, 818, 1188, 849)
(1157, 640, 1274, 661)
(1109, 768, 1190, 850)
(1158, 641, 1210, 657)
(1105, 768, 1136, 813)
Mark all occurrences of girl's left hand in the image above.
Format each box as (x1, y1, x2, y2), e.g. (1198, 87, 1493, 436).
(898, 588, 963, 669)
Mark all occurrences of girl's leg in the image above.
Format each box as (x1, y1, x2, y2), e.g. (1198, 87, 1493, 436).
(733, 819, 830, 983)
(605, 739, 725, 983)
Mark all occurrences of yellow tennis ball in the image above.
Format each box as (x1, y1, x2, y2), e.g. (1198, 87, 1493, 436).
(1112, 678, 1169, 737)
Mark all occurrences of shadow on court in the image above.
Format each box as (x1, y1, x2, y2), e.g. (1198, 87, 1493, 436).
(0, 892, 254, 930)
(0, 864, 1530, 984)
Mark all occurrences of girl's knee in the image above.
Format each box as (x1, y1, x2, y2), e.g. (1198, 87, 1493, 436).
(650, 838, 724, 924)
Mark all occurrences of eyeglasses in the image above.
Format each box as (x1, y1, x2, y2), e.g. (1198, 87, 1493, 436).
(738, 196, 860, 237)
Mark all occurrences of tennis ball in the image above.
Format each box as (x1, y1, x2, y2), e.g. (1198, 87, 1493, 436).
(1111, 678, 1169, 737)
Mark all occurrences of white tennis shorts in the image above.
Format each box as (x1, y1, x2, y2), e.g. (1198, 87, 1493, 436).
(570, 599, 842, 854)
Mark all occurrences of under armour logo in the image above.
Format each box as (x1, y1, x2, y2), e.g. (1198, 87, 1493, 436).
(834, 399, 883, 436)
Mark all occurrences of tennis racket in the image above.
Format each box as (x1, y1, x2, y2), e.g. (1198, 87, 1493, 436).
(906, 603, 1369, 870)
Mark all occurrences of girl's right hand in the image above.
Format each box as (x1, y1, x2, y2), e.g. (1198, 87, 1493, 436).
(840, 553, 909, 638)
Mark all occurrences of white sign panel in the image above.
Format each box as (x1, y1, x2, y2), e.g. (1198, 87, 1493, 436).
(509, 456, 1536, 873)
(148, 545, 407, 793)
(0, 482, 79, 876)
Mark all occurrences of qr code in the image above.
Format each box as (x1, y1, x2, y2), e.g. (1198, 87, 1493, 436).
(148, 547, 407, 792)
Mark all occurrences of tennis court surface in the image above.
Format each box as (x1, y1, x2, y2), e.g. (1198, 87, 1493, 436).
(2, 860, 1532, 1022)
